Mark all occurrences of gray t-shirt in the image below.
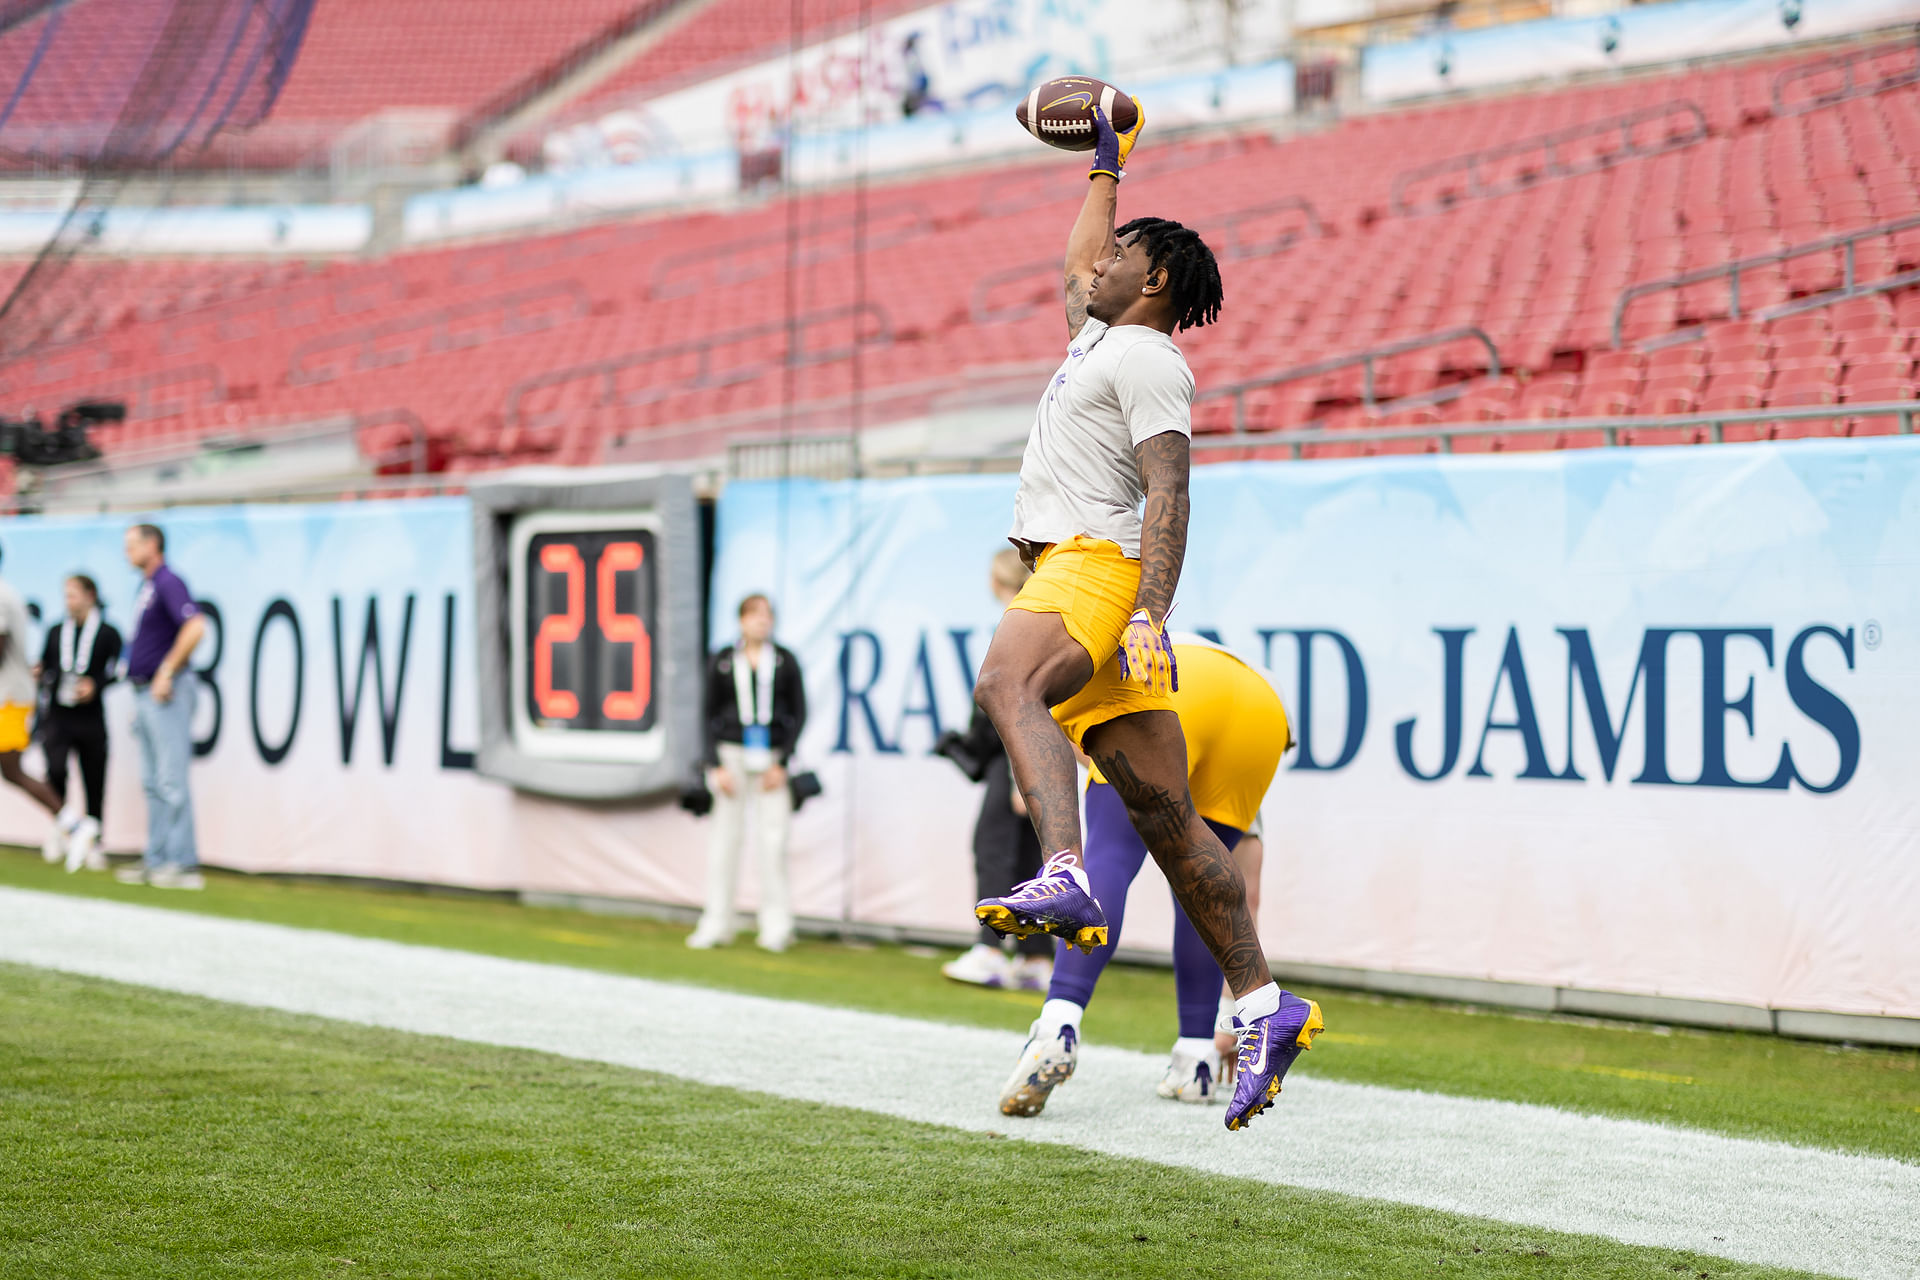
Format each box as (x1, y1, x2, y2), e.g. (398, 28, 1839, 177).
(1009, 317, 1195, 559)
(0, 577, 35, 706)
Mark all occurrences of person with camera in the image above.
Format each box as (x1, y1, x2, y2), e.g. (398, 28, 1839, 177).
(33, 573, 122, 871)
(689, 593, 807, 953)
(934, 550, 1053, 991)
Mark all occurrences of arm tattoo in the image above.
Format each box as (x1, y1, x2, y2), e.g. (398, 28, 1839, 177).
(1133, 432, 1191, 624)
(1064, 271, 1090, 339)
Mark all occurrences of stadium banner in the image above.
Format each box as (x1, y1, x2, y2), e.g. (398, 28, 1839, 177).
(0, 499, 712, 900)
(3, 439, 1915, 1024)
(540, 0, 1295, 172)
(1362, 0, 1917, 104)
(710, 439, 1920, 1022)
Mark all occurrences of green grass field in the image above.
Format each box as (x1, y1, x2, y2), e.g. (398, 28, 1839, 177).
(1, 849, 1914, 1165)
(0, 963, 1820, 1280)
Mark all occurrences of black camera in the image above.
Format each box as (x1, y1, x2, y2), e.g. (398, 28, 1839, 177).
(933, 729, 989, 783)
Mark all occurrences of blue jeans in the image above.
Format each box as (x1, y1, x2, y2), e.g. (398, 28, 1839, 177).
(132, 673, 198, 871)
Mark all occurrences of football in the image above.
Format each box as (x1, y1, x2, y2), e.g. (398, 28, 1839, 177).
(1014, 75, 1139, 153)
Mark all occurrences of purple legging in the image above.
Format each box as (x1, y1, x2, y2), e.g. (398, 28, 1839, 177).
(1049, 781, 1244, 1039)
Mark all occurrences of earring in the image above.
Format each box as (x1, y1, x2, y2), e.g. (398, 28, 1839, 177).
(1141, 287, 1148, 293)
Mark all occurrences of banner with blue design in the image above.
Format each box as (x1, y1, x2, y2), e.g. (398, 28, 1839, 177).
(714, 439, 1920, 1020)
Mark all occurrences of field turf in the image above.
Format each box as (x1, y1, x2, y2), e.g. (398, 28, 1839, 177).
(0, 962, 1822, 1280)
(1, 849, 1913, 1165)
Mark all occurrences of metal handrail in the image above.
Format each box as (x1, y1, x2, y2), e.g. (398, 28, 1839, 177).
(1612, 212, 1920, 349)
(1391, 99, 1709, 216)
(650, 202, 934, 298)
(505, 301, 892, 428)
(288, 280, 590, 385)
(969, 258, 1057, 326)
(156, 272, 410, 357)
(1772, 35, 1920, 116)
(1198, 327, 1501, 433)
(1222, 196, 1326, 260)
(15, 363, 231, 420)
(1187, 401, 1919, 459)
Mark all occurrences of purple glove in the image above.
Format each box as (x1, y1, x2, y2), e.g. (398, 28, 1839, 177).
(1090, 107, 1122, 181)
(1089, 98, 1143, 181)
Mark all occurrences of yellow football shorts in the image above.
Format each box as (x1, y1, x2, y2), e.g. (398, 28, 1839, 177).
(0, 702, 30, 754)
(1003, 536, 1176, 747)
(1087, 643, 1292, 832)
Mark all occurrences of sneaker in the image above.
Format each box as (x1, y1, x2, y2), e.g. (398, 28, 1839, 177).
(1224, 992, 1324, 1132)
(998, 1018, 1079, 1118)
(1009, 954, 1053, 992)
(42, 809, 78, 863)
(148, 867, 205, 891)
(685, 924, 731, 950)
(757, 932, 792, 954)
(113, 865, 149, 886)
(1156, 1045, 1223, 1104)
(941, 943, 1014, 988)
(63, 816, 100, 874)
(975, 854, 1109, 955)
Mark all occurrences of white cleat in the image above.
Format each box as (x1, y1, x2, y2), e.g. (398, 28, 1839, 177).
(64, 816, 100, 874)
(941, 943, 1014, 988)
(685, 924, 730, 950)
(998, 1018, 1078, 1118)
(1156, 1045, 1225, 1104)
(42, 810, 75, 863)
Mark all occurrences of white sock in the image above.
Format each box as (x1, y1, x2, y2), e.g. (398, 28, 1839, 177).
(1040, 998, 1084, 1033)
(1174, 1036, 1219, 1063)
(1234, 982, 1281, 1024)
(1046, 854, 1092, 896)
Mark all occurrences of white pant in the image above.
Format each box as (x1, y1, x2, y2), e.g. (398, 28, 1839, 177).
(698, 742, 794, 943)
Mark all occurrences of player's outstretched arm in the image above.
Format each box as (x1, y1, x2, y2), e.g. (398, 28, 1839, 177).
(1133, 430, 1190, 624)
(1063, 173, 1116, 340)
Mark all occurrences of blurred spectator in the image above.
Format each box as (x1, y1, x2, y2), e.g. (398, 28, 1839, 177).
(113, 524, 206, 891)
(0, 538, 66, 844)
(689, 593, 807, 952)
(34, 574, 121, 873)
(935, 549, 1051, 990)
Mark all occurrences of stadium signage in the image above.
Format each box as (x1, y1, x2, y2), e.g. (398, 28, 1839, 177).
(827, 621, 1860, 793)
(180, 592, 472, 772)
(1390, 624, 1859, 793)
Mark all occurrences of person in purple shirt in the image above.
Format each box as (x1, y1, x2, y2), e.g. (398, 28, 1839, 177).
(113, 523, 208, 890)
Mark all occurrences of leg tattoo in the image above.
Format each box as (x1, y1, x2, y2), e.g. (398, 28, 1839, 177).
(1004, 696, 1083, 857)
(1095, 746, 1273, 995)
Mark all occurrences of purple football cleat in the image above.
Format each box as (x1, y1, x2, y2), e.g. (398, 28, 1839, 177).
(974, 854, 1109, 955)
(1224, 992, 1325, 1131)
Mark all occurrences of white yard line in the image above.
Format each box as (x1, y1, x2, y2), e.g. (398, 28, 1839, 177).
(1, 887, 1913, 1280)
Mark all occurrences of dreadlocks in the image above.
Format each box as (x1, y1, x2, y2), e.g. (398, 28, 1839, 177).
(1116, 216, 1223, 331)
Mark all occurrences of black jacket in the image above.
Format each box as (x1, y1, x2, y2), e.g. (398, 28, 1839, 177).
(36, 616, 123, 728)
(702, 642, 807, 768)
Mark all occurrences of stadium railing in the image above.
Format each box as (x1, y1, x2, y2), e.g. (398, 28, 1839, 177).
(1182, 401, 1920, 460)
(1771, 34, 1920, 116)
(1613, 212, 1920, 350)
(1389, 99, 1710, 216)
(286, 279, 591, 385)
(504, 301, 894, 429)
(731, 402, 1920, 481)
(1199, 327, 1503, 433)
